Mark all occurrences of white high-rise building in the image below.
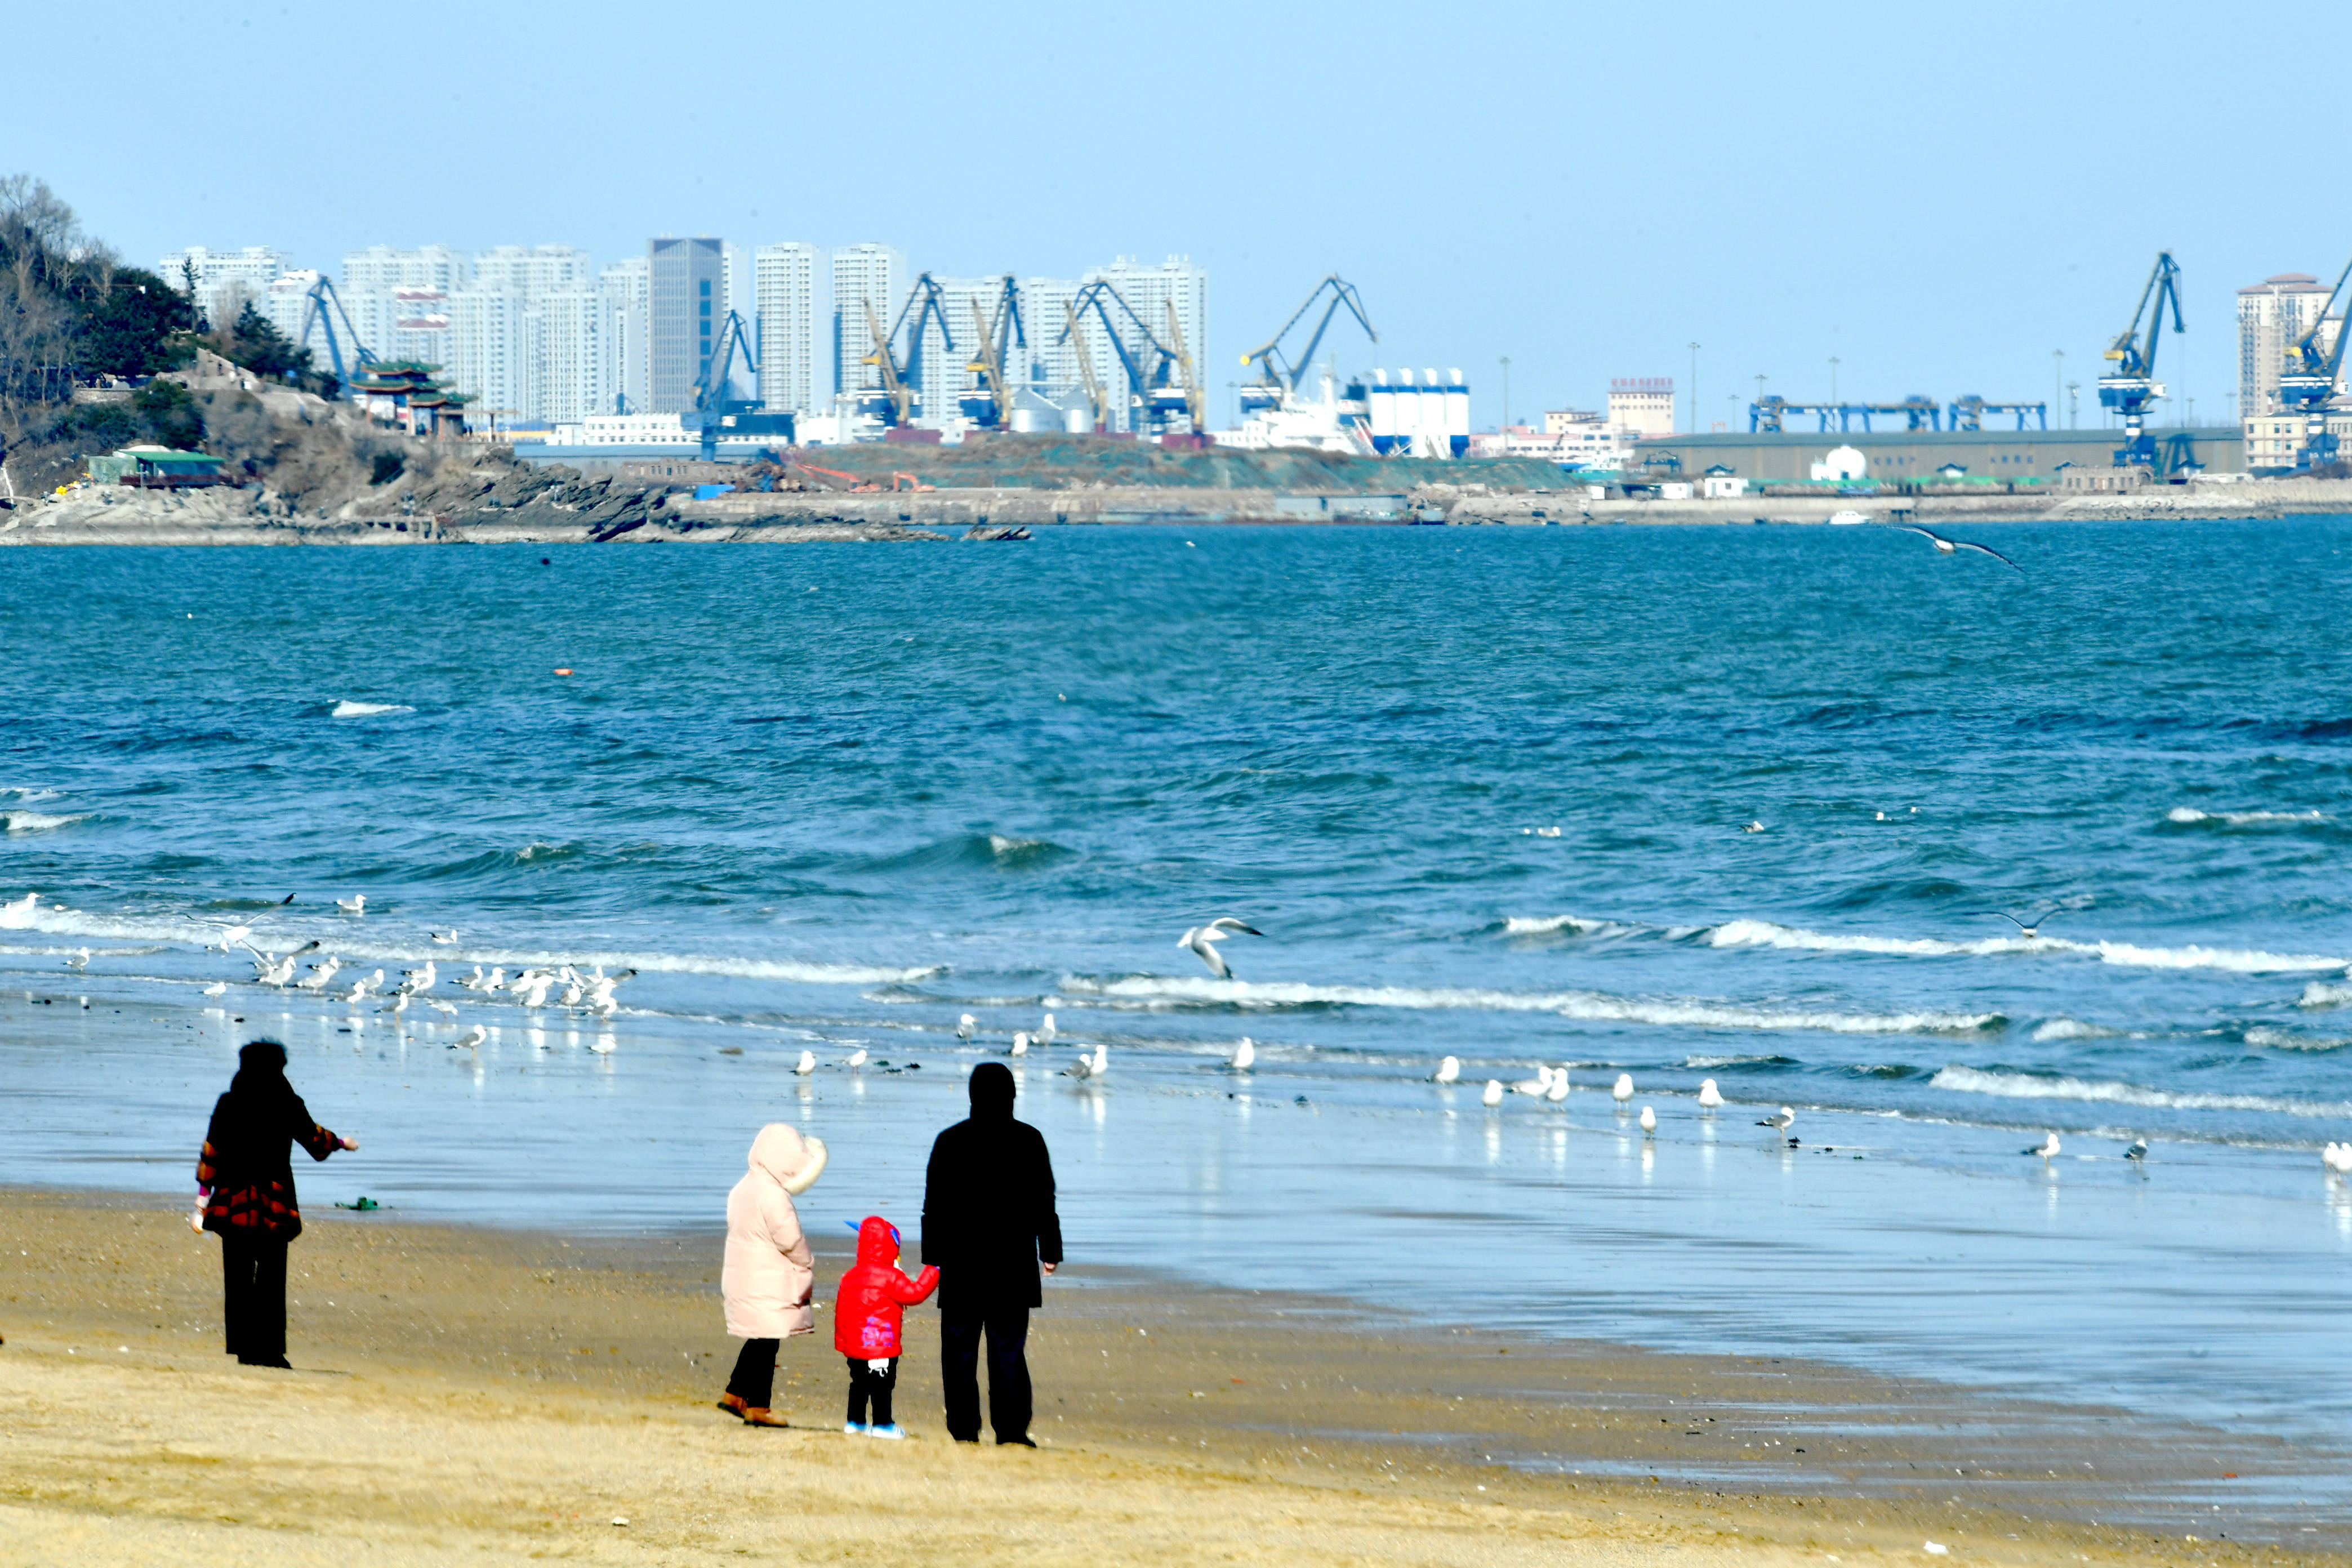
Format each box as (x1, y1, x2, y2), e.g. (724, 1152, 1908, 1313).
(831, 243, 904, 402)
(535, 288, 609, 425)
(343, 244, 470, 295)
(446, 288, 534, 427)
(908, 275, 1024, 427)
(1086, 256, 1207, 429)
(157, 246, 288, 328)
(755, 243, 818, 415)
(473, 244, 593, 297)
(261, 270, 320, 348)
(601, 258, 650, 415)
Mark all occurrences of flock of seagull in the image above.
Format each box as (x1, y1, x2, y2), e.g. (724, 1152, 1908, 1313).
(30, 892, 2352, 1175)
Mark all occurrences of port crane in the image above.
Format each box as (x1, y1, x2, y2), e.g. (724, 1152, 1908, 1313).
(1948, 397, 2047, 432)
(1239, 275, 1377, 415)
(2096, 251, 2184, 470)
(691, 308, 760, 460)
(1749, 396, 1843, 433)
(1055, 280, 1189, 435)
(295, 277, 378, 387)
(960, 277, 1026, 429)
(1161, 300, 1205, 434)
(1063, 302, 1110, 433)
(2274, 252, 2352, 469)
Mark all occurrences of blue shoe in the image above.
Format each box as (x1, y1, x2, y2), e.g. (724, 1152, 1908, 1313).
(866, 1423, 906, 1440)
(843, 1420, 869, 1436)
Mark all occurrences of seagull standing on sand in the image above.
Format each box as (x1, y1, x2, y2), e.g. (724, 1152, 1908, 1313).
(1230, 1037, 1255, 1071)
(1434, 1055, 1461, 1084)
(66, 946, 90, 970)
(201, 981, 228, 997)
(1009, 1031, 1030, 1057)
(2124, 1139, 2149, 1161)
(1513, 1066, 1556, 1097)
(2024, 1132, 2061, 1160)
(2320, 1142, 2350, 1174)
(1545, 1071, 1569, 1103)
(457, 965, 488, 991)
(451, 1026, 487, 1052)
(295, 957, 342, 992)
(1888, 523, 2021, 571)
(1481, 1079, 1504, 1107)
(1037, 1013, 1057, 1048)
(1640, 1106, 1658, 1134)
(1612, 1072, 1635, 1103)
(1063, 1045, 1107, 1080)
(1698, 1079, 1724, 1110)
(1179, 917, 1264, 980)
(956, 1013, 975, 1043)
(844, 1048, 868, 1071)
(795, 1050, 817, 1075)
(1758, 1106, 1796, 1132)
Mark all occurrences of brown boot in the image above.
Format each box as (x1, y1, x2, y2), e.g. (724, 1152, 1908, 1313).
(742, 1407, 788, 1428)
(716, 1393, 747, 1419)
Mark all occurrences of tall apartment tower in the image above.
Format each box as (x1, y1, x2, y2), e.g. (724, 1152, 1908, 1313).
(1080, 257, 1207, 431)
(832, 243, 905, 403)
(649, 237, 725, 413)
(754, 243, 819, 415)
(601, 258, 650, 414)
(2237, 273, 2338, 420)
(156, 246, 289, 328)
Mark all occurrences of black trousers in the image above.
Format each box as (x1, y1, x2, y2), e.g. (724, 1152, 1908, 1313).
(220, 1232, 289, 1365)
(941, 1303, 1031, 1442)
(725, 1338, 778, 1408)
(846, 1355, 897, 1427)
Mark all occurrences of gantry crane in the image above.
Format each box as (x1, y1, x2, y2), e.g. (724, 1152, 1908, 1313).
(1162, 300, 1205, 434)
(691, 308, 760, 460)
(2275, 252, 2352, 469)
(860, 298, 914, 427)
(2096, 252, 2184, 469)
(1749, 395, 1843, 433)
(961, 277, 1026, 429)
(1055, 280, 1187, 435)
(295, 277, 379, 388)
(1239, 275, 1376, 415)
(1948, 397, 2047, 432)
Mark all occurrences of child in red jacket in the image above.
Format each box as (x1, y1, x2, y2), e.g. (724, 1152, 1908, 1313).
(835, 1215, 939, 1438)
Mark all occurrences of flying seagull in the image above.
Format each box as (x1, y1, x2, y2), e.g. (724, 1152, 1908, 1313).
(1891, 524, 2021, 571)
(1976, 907, 2063, 938)
(1179, 917, 1264, 980)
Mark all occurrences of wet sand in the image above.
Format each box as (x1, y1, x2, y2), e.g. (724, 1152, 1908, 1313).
(0, 1187, 2338, 1566)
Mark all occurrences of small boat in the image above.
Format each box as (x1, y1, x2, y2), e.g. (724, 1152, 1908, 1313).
(1829, 509, 1869, 525)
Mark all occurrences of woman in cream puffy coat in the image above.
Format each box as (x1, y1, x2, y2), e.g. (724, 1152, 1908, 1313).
(717, 1122, 826, 1426)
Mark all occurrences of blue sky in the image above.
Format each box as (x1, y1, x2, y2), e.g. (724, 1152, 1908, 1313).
(16, 1, 2338, 430)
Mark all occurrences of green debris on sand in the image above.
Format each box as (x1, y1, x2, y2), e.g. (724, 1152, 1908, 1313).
(790, 437, 1569, 494)
(335, 1196, 380, 1211)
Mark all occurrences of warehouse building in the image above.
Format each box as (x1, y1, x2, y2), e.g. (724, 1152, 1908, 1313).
(1629, 427, 2243, 484)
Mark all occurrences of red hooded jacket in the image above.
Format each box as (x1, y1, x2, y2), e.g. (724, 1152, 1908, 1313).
(834, 1215, 940, 1358)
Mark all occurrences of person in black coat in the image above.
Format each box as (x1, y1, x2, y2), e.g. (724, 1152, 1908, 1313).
(194, 1039, 356, 1367)
(921, 1061, 1062, 1444)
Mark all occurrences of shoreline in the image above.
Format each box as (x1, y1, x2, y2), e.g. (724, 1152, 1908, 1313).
(1, 1185, 2343, 1563)
(5, 478, 2350, 544)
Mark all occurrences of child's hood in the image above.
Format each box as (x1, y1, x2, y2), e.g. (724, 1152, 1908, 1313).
(748, 1124, 827, 1195)
(854, 1214, 901, 1267)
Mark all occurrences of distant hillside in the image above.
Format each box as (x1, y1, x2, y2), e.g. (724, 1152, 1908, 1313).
(788, 435, 1573, 493)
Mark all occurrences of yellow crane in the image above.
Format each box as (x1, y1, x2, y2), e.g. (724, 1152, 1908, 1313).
(1063, 301, 1109, 434)
(1163, 300, 1205, 434)
(862, 297, 914, 427)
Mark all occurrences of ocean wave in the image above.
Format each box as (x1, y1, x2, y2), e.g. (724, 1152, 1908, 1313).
(1708, 917, 2044, 958)
(2243, 1027, 2351, 1053)
(1057, 974, 1999, 1035)
(2088, 941, 2345, 973)
(1, 787, 60, 801)
(2297, 980, 2352, 1009)
(331, 701, 415, 718)
(2032, 1018, 2122, 1043)
(2165, 807, 2328, 826)
(1928, 1064, 2352, 1119)
(1682, 1053, 1799, 1068)
(2, 811, 86, 834)
(1503, 914, 1627, 937)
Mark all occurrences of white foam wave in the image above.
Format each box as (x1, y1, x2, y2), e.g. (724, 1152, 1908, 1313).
(2, 787, 60, 801)
(1058, 974, 1997, 1035)
(2166, 807, 2328, 826)
(2243, 1027, 2351, 1053)
(2, 811, 85, 834)
(2089, 941, 2344, 973)
(1930, 1064, 2352, 1119)
(1707, 917, 2345, 974)
(2031, 1018, 2121, 1043)
(1683, 1053, 1790, 1068)
(2297, 980, 2352, 1009)
(1503, 914, 1626, 937)
(331, 701, 414, 718)
(0, 902, 933, 987)
(987, 835, 1047, 857)
(1707, 918, 2045, 959)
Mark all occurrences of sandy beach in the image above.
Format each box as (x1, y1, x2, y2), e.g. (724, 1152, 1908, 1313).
(0, 1187, 2335, 1567)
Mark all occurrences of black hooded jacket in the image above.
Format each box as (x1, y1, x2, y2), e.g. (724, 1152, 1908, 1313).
(921, 1062, 1062, 1310)
(197, 1040, 341, 1239)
